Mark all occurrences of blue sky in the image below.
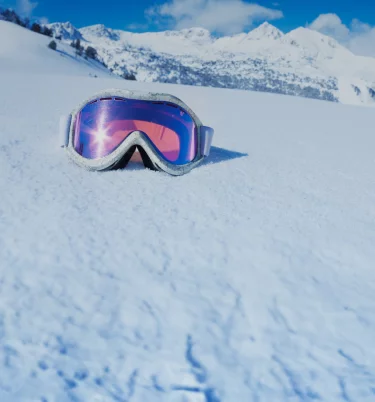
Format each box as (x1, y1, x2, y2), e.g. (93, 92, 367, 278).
(2, 0, 374, 34)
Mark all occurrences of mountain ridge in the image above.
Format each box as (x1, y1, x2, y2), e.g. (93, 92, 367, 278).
(45, 20, 375, 106)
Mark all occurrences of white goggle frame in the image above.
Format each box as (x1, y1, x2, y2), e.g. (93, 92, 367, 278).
(59, 89, 214, 176)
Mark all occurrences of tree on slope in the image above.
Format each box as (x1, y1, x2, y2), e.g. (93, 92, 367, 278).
(71, 39, 83, 57)
(48, 40, 57, 51)
(85, 46, 98, 60)
(31, 22, 41, 34)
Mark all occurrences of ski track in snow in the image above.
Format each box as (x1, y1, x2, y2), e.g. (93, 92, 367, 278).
(1, 61, 375, 401)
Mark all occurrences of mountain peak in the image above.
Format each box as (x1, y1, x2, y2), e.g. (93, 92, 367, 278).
(248, 22, 284, 40)
(47, 21, 82, 41)
(285, 27, 351, 54)
(180, 27, 211, 37)
(79, 24, 120, 41)
(163, 27, 212, 43)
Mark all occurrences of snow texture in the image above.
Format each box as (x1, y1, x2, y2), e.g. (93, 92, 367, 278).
(1, 20, 375, 402)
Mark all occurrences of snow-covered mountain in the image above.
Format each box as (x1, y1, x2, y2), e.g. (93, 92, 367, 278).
(48, 21, 83, 41)
(214, 21, 283, 50)
(1, 17, 375, 402)
(46, 21, 375, 106)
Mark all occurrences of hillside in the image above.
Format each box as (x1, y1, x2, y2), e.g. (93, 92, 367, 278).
(0, 20, 113, 77)
(45, 21, 375, 106)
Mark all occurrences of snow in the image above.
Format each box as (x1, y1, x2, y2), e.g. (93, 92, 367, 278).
(79, 25, 214, 57)
(1, 19, 375, 402)
(243, 21, 284, 40)
(46, 20, 375, 107)
(213, 24, 282, 53)
(46, 22, 83, 42)
(79, 24, 120, 42)
(0, 21, 113, 77)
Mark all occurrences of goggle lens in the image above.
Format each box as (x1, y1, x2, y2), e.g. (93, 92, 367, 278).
(73, 98, 197, 165)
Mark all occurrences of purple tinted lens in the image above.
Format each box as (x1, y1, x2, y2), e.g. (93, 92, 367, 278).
(73, 98, 197, 164)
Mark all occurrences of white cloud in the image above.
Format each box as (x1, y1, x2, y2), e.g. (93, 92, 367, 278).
(38, 16, 49, 25)
(309, 13, 349, 41)
(309, 13, 375, 58)
(16, 0, 38, 17)
(146, 0, 283, 35)
(126, 22, 150, 31)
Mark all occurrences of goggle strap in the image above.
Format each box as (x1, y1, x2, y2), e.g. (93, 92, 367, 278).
(200, 126, 214, 157)
(59, 114, 72, 148)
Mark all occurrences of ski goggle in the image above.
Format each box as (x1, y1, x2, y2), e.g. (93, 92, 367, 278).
(59, 89, 214, 175)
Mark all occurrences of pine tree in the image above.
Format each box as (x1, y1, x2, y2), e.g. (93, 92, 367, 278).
(85, 46, 98, 60)
(31, 22, 41, 34)
(48, 40, 57, 51)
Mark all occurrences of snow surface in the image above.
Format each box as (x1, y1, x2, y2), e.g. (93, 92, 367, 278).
(1, 20, 375, 402)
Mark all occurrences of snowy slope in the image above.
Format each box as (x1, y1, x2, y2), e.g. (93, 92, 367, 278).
(46, 21, 375, 107)
(0, 21, 113, 77)
(1, 20, 375, 402)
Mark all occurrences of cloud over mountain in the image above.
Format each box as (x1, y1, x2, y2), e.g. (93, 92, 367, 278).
(146, 0, 283, 35)
(309, 13, 375, 58)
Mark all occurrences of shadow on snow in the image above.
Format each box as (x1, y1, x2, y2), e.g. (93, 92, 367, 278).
(201, 146, 248, 167)
(122, 146, 247, 172)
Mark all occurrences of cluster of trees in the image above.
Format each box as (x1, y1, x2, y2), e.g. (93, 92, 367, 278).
(0, 8, 53, 37)
(111, 63, 137, 81)
(31, 22, 53, 37)
(47, 38, 99, 60)
(123, 72, 137, 81)
(70, 39, 98, 60)
(1, 9, 24, 25)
